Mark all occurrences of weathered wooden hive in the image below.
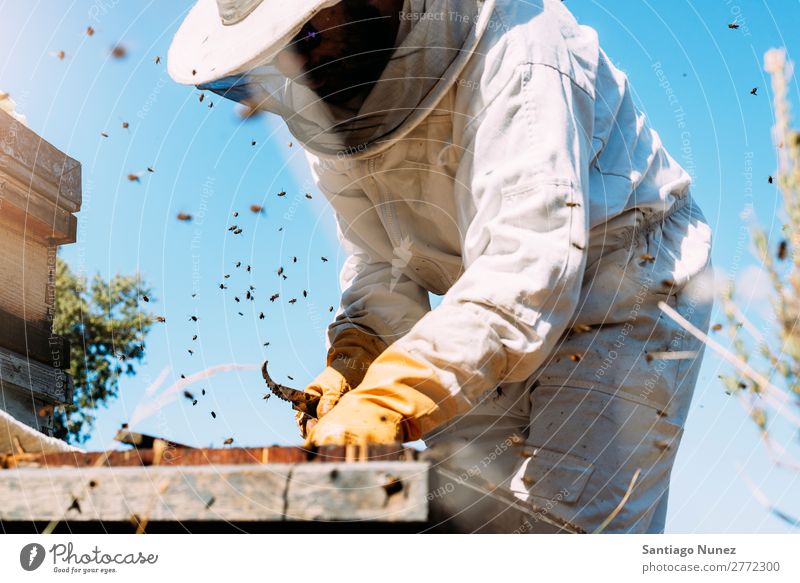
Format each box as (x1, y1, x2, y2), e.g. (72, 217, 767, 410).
(0, 109, 80, 434)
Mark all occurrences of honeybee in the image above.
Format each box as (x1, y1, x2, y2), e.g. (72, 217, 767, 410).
(111, 44, 127, 59)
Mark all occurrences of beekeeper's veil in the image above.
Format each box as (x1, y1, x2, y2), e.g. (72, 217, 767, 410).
(169, 0, 496, 159)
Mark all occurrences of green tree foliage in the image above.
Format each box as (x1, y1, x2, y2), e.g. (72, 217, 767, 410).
(52, 257, 153, 443)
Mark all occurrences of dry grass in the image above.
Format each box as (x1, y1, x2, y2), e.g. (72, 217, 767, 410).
(664, 48, 800, 527)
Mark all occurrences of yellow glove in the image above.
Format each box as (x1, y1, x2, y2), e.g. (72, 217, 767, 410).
(295, 328, 387, 437)
(306, 346, 468, 446)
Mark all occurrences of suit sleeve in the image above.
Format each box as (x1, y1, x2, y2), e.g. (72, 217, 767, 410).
(392, 61, 595, 405)
(305, 156, 432, 348)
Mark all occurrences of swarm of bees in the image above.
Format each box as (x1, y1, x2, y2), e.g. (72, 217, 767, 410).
(60, 23, 343, 432)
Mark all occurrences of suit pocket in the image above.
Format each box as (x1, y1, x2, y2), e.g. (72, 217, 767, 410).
(519, 447, 594, 504)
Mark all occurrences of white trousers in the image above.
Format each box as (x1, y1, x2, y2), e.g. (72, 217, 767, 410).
(422, 195, 714, 533)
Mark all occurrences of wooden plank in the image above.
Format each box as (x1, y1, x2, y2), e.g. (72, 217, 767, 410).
(0, 345, 73, 404)
(0, 385, 53, 435)
(2, 444, 415, 469)
(0, 109, 81, 212)
(0, 307, 69, 369)
(0, 461, 429, 523)
(286, 462, 429, 522)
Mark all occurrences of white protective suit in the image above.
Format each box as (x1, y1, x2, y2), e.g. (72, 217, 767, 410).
(204, 0, 714, 533)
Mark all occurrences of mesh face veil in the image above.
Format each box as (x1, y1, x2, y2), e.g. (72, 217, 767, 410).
(198, 0, 494, 159)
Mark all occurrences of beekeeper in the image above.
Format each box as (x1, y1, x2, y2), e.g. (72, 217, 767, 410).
(168, 0, 714, 533)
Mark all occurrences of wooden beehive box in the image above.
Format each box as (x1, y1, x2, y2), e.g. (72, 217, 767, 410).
(0, 109, 80, 434)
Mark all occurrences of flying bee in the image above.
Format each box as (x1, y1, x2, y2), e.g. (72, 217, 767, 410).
(111, 44, 127, 59)
(321, 257, 328, 262)
(211, 411, 216, 419)
(223, 437, 234, 445)
(176, 212, 193, 221)
(289, 298, 297, 304)
(778, 240, 788, 260)
(250, 204, 263, 213)
(639, 253, 655, 266)
(270, 294, 279, 302)
(183, 391, 194, 401)
(155, 316, 166, 323)
(277, 191, 286, 197)
(305, 193, 313, 199)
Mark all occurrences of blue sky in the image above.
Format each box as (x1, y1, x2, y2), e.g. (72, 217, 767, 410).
(1, 0, 798, 533)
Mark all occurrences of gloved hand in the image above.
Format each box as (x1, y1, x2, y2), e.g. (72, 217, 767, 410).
(306, 345, 468, 445)
(295, 327, 387, 437)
